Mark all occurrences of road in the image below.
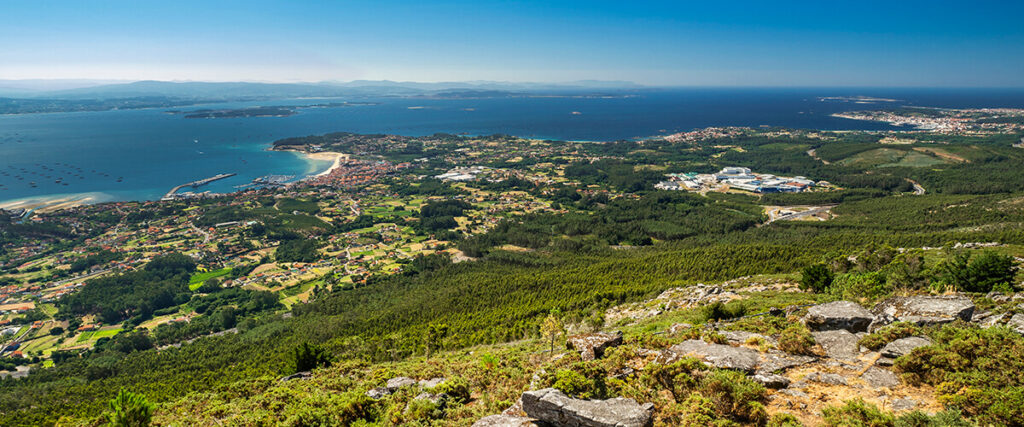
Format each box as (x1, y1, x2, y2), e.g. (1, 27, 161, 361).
(764, 205, 837, 225)
(806, 148, 830, 165)
(906, 179, 925, 195)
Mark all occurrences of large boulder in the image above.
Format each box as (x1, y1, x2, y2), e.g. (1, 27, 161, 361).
(812, 330, 861, 360)
(871, 296, 974, 327)
(804, 301, 874, 333)
(521, 388, 654, 427)
(472, 415, 542, 427)
(1009, 313, 1024, 335)
(668, 340, 760, 373)
(567, 332, 623, 361)
(880, 337, 932, 359)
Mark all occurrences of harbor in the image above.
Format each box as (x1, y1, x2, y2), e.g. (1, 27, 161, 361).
(161, 173, 236, 201)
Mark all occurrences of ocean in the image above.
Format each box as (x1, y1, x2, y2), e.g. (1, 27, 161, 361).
(2, 87, 1023, 205)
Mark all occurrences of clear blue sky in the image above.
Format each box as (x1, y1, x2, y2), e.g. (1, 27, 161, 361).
(1, 0, 1022, 86)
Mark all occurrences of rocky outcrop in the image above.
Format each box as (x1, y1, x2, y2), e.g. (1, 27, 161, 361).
(472, 415, 542, 427)
(668, 340, 760, 373)
(521, 388, 654, 427)
(804, 301, 874, 332)
(880, 337, 932, 359)
(567, 332, 623, 361)
(812, 330, 861, 360)
(871, 296, 974, 327)
(1009, 313, 1024, 335)
(367, 376, 421, 399)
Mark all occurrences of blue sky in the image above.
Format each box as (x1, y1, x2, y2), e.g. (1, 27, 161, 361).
(1, 0, 1022, 86)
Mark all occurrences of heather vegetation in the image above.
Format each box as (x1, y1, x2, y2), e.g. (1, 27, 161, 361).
(2, 127, 1023, 425)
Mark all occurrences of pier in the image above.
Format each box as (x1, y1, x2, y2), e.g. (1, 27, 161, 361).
(161, 173, 236, 200)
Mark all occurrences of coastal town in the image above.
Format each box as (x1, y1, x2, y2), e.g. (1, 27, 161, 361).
(0, 120, 1016, 377)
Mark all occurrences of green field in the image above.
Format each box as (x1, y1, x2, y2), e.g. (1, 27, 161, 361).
(188, 268, 232, 290)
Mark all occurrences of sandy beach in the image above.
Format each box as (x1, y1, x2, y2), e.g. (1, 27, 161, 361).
(0, 193, 104, 213)
(304, 151, 348, 177)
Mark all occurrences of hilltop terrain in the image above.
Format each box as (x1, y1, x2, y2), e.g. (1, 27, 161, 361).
(1, 112, 1023, 425)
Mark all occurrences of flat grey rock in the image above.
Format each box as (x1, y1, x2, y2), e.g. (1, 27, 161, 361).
(892, 398, 917, 411)
(871, 296, 974, 327)
(805, 372, 847, 385)
(521, 388, 654, 427)
(719, 330, 776, 346)
(880, 337, 932, 359)
(366, 387, 390, 399)
(779, 388, 808, 398)
(812, 330, 861, 360)
(279, 371, 311, 381)
(751, 373, 790, 389)
(386, 376, 418, 391)
(804, 301, 874, 332)
(669, 339, 760, 373)
(861, 367, 900, 388)
(472, 415, 542, 427)
(419, 377, 446, 389)
(757, 351, 816, 374)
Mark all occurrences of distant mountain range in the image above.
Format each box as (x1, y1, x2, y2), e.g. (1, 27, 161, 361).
(0, 79, 645, 100)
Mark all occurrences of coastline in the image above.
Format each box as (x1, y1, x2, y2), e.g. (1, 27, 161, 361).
(0, 192, 111, 213)
(271, 146, 348, 179)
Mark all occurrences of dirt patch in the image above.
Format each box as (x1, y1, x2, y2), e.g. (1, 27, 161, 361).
(912, 147, 969, 163)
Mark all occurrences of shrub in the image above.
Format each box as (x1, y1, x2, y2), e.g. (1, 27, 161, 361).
(778, 324, 817, 356)
(769, 412, 804, 427)
(822, 398, 895, 427)
(800, 263, 834, 293)
(698, 369, 769, 424)
(287, 342, 332, 374)
(700, 300, 748, 323)
(549, 362, 608, 400)
(643, 358, 709, 402)
(894, 409, 973, 427)
(858, 322, 923, 350)
(431, 377, 471, 404)
(895, 326, 1024, 426)
(104, 389, 154, 427)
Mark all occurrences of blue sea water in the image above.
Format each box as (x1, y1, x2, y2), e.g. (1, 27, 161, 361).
(2, 87, 1023, 204)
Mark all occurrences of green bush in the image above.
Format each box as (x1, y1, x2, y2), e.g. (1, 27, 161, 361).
(430, 377, 471, 404)
(769, 412, 804, 427)
(800, 263, 834, 293)
(550, 363, 608, 400)
(778, 324, 817, 356)
(700, 300, 749, 323)
(858, 322, 923, 350)
(697, 369, 769, 424)
(104, 389, 154, 427)
(895, 326, 1024, 426)
(822, 398, 895, 427)
(894, 409, 973, 427)
(287, 342, 332, 374)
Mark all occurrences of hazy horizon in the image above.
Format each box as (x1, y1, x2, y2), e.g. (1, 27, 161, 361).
(2, 1, 1023, 88)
